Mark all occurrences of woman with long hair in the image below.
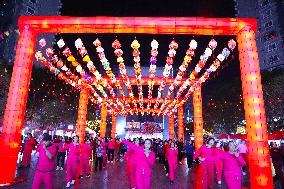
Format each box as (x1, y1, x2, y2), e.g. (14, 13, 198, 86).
(123, 138, 155, 189)
(193, 137, 215, 189)
(65, 135, 81, 188)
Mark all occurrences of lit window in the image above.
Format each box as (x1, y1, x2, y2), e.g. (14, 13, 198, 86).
(268, 43, 277, 52)
(26, 7, 35, 15)
(264, 20, 273, 30)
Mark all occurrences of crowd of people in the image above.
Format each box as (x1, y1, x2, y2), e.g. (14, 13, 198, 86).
(18, 132, 284, 189)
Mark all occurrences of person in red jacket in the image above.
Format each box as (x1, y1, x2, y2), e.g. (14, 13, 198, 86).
(21, 133, 36, 167)
(55, 137, 68, 171)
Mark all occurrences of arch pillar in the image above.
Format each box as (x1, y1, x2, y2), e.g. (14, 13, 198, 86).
(0, 26, 37, 184)
(169, 115, 175, 140)
(237, 28, 273, 189)
(76, 88, 88, 144)
(193, 87, 203, 151)
(100, 103, 107, 138)
(177, 105, 184, 141)
(111, 114, 116, 138)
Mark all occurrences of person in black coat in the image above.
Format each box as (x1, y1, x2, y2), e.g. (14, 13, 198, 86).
(184, 140, 194, 169)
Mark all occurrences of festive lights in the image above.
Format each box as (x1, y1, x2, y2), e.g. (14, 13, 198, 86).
(35, 43, 117, 111)
(157, 39, 197, 116)
(147, 39, 159, 114)
(93, 38, 128, 113)
(1, 16, 272, 188)
(131, 39, 144, 115)
(153, 40, 178, 116)
(112, 39, 136, 114)
(56, 39, 107, 103)
(175, 39, 218, 102)
(165, 39, 236, 115)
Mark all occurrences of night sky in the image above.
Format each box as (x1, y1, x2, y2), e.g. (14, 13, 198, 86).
(57, 0, 241, 120)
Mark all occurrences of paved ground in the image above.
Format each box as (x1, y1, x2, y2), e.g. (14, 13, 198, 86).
(0, 155, 252, 189)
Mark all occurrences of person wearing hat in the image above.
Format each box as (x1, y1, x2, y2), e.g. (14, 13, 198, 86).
(32, 134, 57, 189)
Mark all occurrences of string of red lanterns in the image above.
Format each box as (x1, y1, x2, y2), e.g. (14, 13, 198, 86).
(112, 39, 137, 115)
(131, 39, 144, 115)
(165, 39, 237, 115)
(35, 37, 236, 116)
(93, 38, 128, 113)
(153, 40, 179, 115)
(157, 39, 197, 116)
(146, 39, 159, 114)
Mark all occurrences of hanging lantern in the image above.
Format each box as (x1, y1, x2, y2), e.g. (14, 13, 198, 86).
(57, 39, 65, 48)
(209, 39, 217, 50)
(39, 38, 46, 47)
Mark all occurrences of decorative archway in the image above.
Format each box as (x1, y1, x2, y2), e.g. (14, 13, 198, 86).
(0, 16, 273, 188)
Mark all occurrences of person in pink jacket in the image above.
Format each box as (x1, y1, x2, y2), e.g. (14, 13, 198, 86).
(166, 142, 178, 184)
(202, 141, 246, 189)
(65, 135, 81, 188)
(79, 137, 92, 178)
(21, 133, 36, 167)
(124, 138, 140, 189)
(32, 134, 57, 189)
(193, 137, 215, 189)
(123, 139, 156, 189)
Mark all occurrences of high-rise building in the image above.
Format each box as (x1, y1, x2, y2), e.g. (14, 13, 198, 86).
(0, 0, 62, 67)
(234, 0, 284, 70)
